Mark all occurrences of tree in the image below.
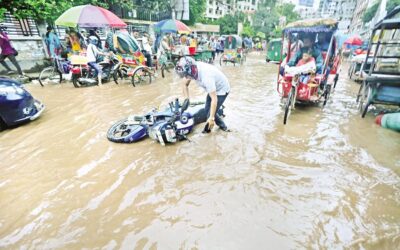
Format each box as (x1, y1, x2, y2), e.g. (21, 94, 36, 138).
(362, 2, 379, 23)
(217, 14, 239, 34)
(275, 3, 299, 24)
(253, 5, 279, 39)
(252, 2, 299, 40)
(387, 0, 400, 12)
(241, 24, 255, 37)
(216, 12, 247, 35)
(183, 0, 206, 26)
(0, 0, 134, 22)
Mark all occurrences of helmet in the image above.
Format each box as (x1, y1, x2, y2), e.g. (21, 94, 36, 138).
(88, 36, 98, 45)
(175, 56, 198, 80)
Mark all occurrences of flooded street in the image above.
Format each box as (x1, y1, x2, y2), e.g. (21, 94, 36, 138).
(1, 54, 399, 249)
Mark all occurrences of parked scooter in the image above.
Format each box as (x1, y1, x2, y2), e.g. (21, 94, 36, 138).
(71, 54, 120, 87)
(107, 98, 224, 145)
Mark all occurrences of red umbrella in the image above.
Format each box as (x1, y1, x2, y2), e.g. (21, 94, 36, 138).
(344, 35, 363, 46)
(55, 5, 127, 28)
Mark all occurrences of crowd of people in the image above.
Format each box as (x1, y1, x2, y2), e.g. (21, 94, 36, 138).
(1, 24, 268, 82)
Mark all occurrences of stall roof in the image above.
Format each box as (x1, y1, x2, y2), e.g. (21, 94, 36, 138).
(374, 6, 400, 30)
(190, 23, 220, 33)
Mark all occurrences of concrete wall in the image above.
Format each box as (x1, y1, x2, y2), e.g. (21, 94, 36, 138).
(5, 37, 48, 73)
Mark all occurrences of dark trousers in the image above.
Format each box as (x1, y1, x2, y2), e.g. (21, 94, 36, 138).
(204, 93, 228, 129)
(0, 54, 23, 75)
(143, 51, 153, 67)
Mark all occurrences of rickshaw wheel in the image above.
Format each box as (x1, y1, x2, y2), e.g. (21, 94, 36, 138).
(358, 83, 371, 118)
(161, 64, 166, 78)
(333, 74, 339, 89)
(131, 67, 152, 87)
(113, 69, 123, 84)
(219, 56, 224, 66)
(323, 85, 331, 106)
(283, 87, 295, 125)
(356, 81, 365, 103)
(349, 66, 353, 79)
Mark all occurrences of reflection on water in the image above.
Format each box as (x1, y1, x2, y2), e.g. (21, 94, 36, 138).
(0, 54, 399, 249)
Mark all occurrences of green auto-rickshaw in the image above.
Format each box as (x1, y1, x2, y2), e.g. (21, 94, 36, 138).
(266, 38, 282, 63)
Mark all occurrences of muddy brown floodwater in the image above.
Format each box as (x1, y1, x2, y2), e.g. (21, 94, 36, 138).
(0, 54, 399, 249)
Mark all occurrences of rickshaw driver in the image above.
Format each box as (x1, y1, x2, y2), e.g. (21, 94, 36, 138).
(287, 34, 323, 74)
(316, 32, 331, 51)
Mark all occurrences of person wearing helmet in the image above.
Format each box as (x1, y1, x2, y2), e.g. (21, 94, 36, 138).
(86, 35, 108, 85)
(88, 29, 102, 49)
(175, 56, 230, 132)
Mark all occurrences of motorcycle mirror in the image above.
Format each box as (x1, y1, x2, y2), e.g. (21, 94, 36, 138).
(181, 98, 190, 112)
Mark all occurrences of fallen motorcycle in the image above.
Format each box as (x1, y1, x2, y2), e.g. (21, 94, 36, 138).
(107, 99, 224, 145)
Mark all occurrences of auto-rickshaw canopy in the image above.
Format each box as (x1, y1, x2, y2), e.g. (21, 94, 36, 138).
(224, 35, 243, 49)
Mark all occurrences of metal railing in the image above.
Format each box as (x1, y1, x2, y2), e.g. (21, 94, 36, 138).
(111, 6, 172, 22)
(0, 12, 40, 36)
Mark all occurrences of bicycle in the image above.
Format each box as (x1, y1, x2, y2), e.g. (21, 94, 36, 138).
(39, 57, 70, 87)
(113, 53, 154, 87)
(159, 51, 177, 78)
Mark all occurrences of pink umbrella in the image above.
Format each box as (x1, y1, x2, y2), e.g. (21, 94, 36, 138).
(55, 5, 127, 28)
(344, 35, 363, 46)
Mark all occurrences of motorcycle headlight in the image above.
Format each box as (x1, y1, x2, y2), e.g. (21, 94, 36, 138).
(0, 85, 25, 95)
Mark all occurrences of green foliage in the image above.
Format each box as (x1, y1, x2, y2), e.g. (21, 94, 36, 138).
(0, 8, 7, 22)
(253, 2, 299, 40)
(387, 0, 400, 12)
(0, 0, 134, 22)
(362, 2, 379, 23)
(216, 12, 247, 35)
(275, 3, 299, 24)
(241, 24, 255, 37)
(217, 14, 239, 34)
(183, 0, 207, 26)
(253, 4, 278, 39)
(271, 27, 283, 38)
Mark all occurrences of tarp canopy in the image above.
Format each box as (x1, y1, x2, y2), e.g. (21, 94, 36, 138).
(109, 30, 140, 54)
(284, 18, 338, 34)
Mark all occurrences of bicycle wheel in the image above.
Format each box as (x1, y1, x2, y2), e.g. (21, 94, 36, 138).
(356, 81, 365, 103)
(219, 55, 225, 66)
(113, 68, 125, 84)
(359, 84, 371, 118)
(39, 66, 62, 87)
(333, 74, 339, 89)
(323, 84, 331, 106)
(283, 87, 295, 125)
(132, 67, 152, 86)
(161, 64, 166, 78)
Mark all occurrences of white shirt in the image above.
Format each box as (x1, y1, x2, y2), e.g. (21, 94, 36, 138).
(87, 43, 99, 63)
(196, 62, 230, 95)
(142, 37, 152, 54)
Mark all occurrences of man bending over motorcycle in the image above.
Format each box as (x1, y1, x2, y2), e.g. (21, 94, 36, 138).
(175, 56, 230, 132)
